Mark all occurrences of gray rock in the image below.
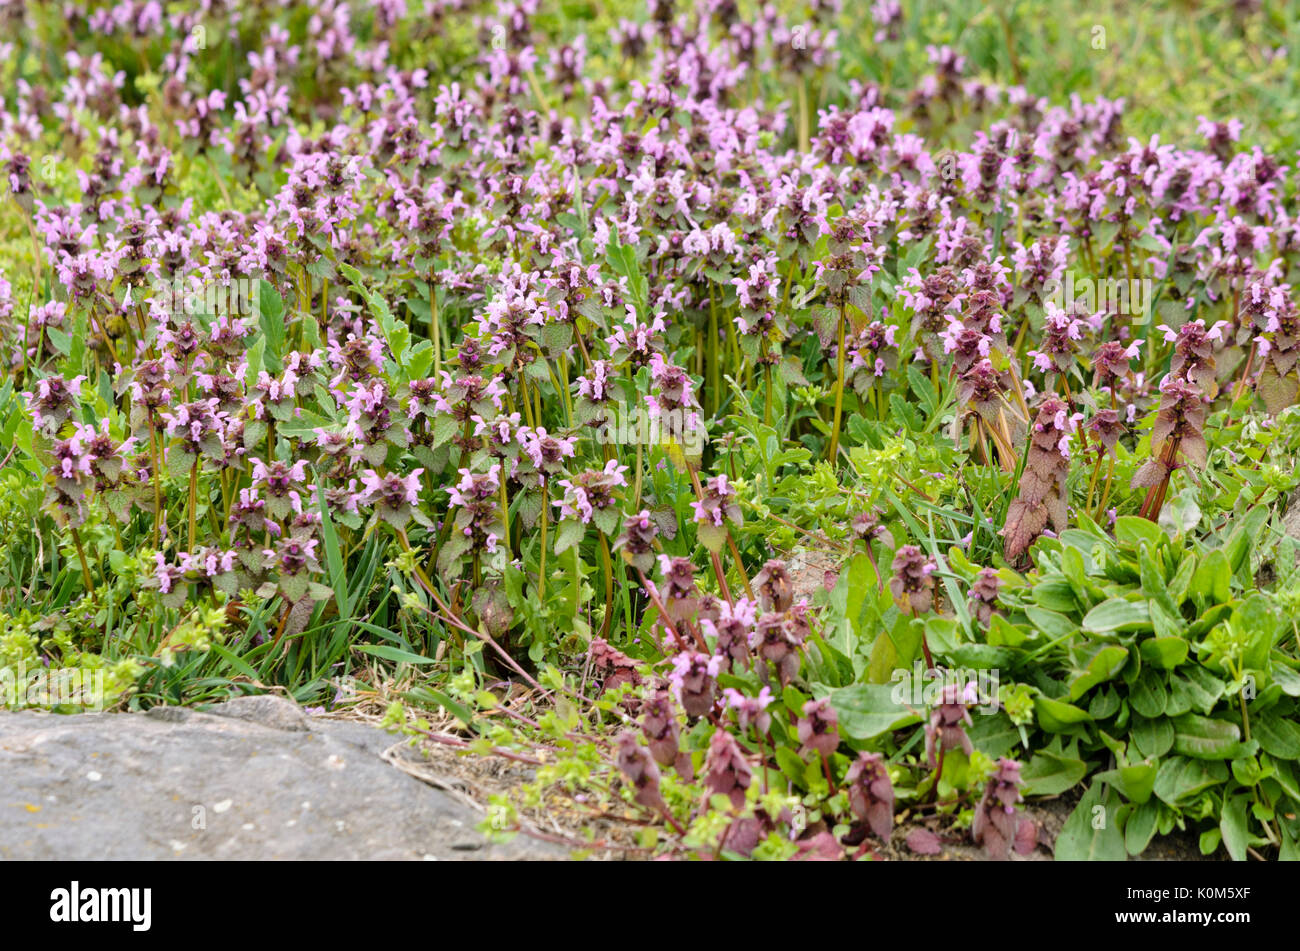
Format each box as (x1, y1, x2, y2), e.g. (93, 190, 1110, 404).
(202, 694, 310, 732)
(0, 701, 562, 861)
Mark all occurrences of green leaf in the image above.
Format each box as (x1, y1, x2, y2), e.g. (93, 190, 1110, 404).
(866, 614, 922, 684)
(1148, 599, 1186, 639)
(1153, 756, 1229, 805)
(315, 478, 352, 621)
(1082, 597, 1151, 634)
(605, 239, 648, 315)
(1139, 635, 1189, 670)
(1273, 664, 1300, 697)
(554, 518, 585, 555)
(278, 572, 308, 604)
(1022, 748, 1088, 796)
(402, 686, 478, 732)
(906, 365, 938, 418)
(1034, 695, 1093, 733)
(1096, 761, 1158, 804)
(1224, 506, 1269, 574)
(1281, 820, 1300, 861)
(46, 326, 72, 356)
(255, 279, 286, 372)
(1114, 516, 1162, 550)
(942, 643, 1016, 669)
(839, 552, 876, 641)
(1172, 714, 1242, 759)
(967, 713, 1022, 759)
(244, 334, 266, 387)
(1130, 672, 1169, 718)
(406, 339, 435, 379)
(1168, 667, 1225, 716)
(697, 521, 726, 553)
(208, 644, 260, 681)
(823, 683, 922, 741)
(1233, 594, 1277, 671)
(1032, 579, 1080, 614)
(166, 449, 197, 480)
(987, 613, 1030, 647)
(1124, 799, 1159, 856)
(1025, 605, 1076, 639)
(1220, 793, 1250, 861)
(1068, 645, 1129, 700)
(302, 311, 322, 351)
(774, 747, 810, 786)
(355, 644, 437, 665)
(1264, 756, 1300, 801)
(1254, 714, 1300, 759)
(540, 321, 573, 353)
(1055, 781, 1125, 861)
(1132, 716, 1175, 758)
(1191, 550, 1232, 605)
(1089, 686, 1121, 719)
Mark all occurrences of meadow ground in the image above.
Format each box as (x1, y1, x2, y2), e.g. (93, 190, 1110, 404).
(3, 0, 1300, 862)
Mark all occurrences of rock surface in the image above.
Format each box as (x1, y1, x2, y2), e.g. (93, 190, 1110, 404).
(0, 696, 561, 860)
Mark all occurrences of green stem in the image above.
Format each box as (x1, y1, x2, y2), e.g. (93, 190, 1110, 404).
(188, 458, 199, 553)
(520, 378, 536, 429)
(71, 527, 94, 593)
(1235, 661, 1252, 743)
(538, 478, 548, 603)
(1097, 454, 1117, 516)
(725, 530, 754, 601)
(708, 288, 720, 418)
(828, 304, 846, 463)
(430, 281, 441, 379)
(499, 467, 511, 553)
(632, 438, 644, 511)
(1085, 450, 1105, 520)
(598, 532, 614, 638)
(149, 422, 162, 550)
(797, 76, 810, 153)
(558, 352, 574, 427)
(763, 362, 773, 427)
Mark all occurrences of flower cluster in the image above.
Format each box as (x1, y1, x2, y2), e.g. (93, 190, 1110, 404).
(1003, 396, 1073, 561)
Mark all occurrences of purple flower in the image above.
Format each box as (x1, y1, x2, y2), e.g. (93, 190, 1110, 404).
(704, 729, 753, 810)
(971, 758, 1038, 860)
(554, 460, 627, 524)
(752, 559, 794, 613)
(722, 685, 773, 734)
(925, 682, 978, 767)
(25, 375, 86, 433)
(889, 545, 937, 616)
(797, 698, 840, 759)
(613, 509, 659, 573)
(668, 651, 722, 717)
(845, 752, 895, 840)
(968, 567, 1002, 625)
(690, 473, 742, 529)
(615, 732, 666, 813)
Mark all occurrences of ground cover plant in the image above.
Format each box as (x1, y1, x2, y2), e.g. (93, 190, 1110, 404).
(3, 0, 1300, 861)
